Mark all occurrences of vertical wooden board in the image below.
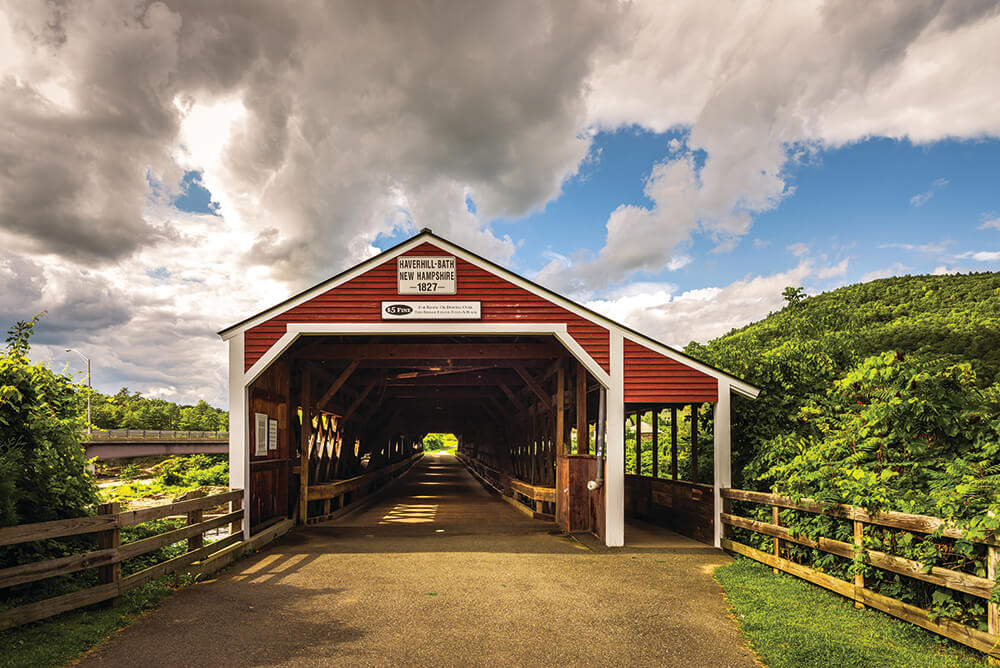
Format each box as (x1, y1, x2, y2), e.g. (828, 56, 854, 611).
(690, 404, 699, 484)
(670, 407, 678, 480)
(576, 364, 587, 455)
(556, 455, 570, 530)
(96, 502, 120, 608)
(987, 544, 997, 641)
(652, 410, 659, 478)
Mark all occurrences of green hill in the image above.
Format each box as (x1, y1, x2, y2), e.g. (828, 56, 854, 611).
(685, 271, 1000, 513)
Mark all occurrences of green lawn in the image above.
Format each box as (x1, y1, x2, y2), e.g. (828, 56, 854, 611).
(714, 557, 989, 668)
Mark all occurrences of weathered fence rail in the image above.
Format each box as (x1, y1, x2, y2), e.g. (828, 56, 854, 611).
(457, 452, 555, 517)
(720, 488, 1000, 659)
(0, 489, 287, 630)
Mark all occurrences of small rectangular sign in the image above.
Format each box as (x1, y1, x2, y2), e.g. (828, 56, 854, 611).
(254, 413, 268, 456)
(381, 301, 481, 320)
(268, 418, 279, 451)
(397, 256, 457, 294)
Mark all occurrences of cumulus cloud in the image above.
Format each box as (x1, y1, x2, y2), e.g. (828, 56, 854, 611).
(979, 217, 1000, 230)
(566, 1, 1000, 289)
(585, 262, 815, 348)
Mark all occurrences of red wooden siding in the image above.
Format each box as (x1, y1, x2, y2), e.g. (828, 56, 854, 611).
(624, 339, 717, 403)
(244, 242, 610, 372)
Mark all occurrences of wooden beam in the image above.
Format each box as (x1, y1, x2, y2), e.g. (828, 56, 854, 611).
(690, 403, 699, 484)
(386, 366, 493, 380)
(499, 383, 527, 413)
(298, 366, 311, 525)
(575, 364, 587, 455)
(317, 360, 359, 410)
(342, 376, 379, 422)
(555, 364, 565, 456)
(515, 366, 552, 409)
(652, 409, 659, 478)
(296, 343, 561, 360)
(671, 407, 678, 480)
(384, 388, 505, 399)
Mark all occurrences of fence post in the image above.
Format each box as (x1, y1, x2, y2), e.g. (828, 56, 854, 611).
(988, 541, 998, 664)
(97, 501, 121, 607)
(230, 493, 243, 538)
(853, 517, 865, 609)
(772, 505, 781, 575)
(187, 496, 204, 552)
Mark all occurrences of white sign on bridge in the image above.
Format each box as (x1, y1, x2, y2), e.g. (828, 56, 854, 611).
(381, 301, 481, 320)
(397, 256, 457, 294)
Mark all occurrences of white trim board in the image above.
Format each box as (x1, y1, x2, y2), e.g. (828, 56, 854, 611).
(220, 231, 758, 398)
(242, 322, 612, 389)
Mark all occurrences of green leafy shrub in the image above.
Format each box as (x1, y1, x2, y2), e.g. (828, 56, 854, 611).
(0, 314, 100, 606)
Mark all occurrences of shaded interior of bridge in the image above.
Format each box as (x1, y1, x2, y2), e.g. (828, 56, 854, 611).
(248, 333, 607, 535)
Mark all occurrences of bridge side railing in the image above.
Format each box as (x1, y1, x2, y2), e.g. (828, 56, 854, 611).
(0, 489, 287, 630)
(456, 452, 555, 517)
(89, 430, 229, 441)
(720, 488, 999, 660)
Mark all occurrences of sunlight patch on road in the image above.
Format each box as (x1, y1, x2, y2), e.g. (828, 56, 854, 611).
(378, 503, 439, 524)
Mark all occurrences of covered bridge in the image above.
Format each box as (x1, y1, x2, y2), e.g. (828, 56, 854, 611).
(218, 229, 758, 547)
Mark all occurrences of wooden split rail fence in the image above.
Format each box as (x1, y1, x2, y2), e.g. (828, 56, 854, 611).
(457, 453, 555, 517)
(0, 490, 287, 630)
(721, 488, 1000, 659)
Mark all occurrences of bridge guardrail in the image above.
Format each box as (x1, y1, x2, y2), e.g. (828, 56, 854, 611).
(89, 430, 229, 441)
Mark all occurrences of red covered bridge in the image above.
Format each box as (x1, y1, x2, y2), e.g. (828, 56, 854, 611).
(218, 229, 758, 546)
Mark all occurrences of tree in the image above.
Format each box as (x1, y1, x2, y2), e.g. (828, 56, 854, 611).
(0, 314, 98, 527)
(782, 285, 806, 306)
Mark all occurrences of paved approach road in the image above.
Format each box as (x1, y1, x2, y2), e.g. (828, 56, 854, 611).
(80, 454, 757, 667)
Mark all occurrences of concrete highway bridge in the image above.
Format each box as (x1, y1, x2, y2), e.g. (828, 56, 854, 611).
(85, 430, 229, 459)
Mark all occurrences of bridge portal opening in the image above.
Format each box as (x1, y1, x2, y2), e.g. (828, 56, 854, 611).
(244, 333, 608, 538)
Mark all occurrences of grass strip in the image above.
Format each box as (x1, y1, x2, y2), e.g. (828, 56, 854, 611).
(0, 574, 186, 668)
(714, 556, 989, 667)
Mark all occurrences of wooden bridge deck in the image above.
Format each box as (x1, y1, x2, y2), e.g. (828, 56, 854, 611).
(79, 454, 756, 666)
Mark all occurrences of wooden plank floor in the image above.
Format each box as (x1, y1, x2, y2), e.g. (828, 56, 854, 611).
(79, 454, 756, 667)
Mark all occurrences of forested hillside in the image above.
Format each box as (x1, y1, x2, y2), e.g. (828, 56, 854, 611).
(686, 271, 1000, 519)
(88, 388, 228, 431)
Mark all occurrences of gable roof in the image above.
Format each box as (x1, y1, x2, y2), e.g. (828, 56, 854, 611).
(218, 229, 759, 398)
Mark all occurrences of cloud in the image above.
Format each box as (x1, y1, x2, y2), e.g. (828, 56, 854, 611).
(879, 241, 954, 253)
(550, 2, 1000, 292)
(585, 262, 814, 348)
(787, 242, 810, 257)
(955, 250, 1000, 262)
(979, 217, 1000, 230)
(818, 258, 850, 279)
(752, 239, 772, 249)
(861, 262, 912, 281)
(909, 178, 949, 207)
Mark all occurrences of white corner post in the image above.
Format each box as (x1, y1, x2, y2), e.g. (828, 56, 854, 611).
(605, 330, 625, 547)
(227, 332, 251, 539)
(713, 380, 732, 548)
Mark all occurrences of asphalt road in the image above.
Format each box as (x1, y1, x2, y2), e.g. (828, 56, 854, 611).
(78, 454, 757, 667)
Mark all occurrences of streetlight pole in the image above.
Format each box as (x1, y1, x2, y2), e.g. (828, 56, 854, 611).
(66, 349, 91, 432)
